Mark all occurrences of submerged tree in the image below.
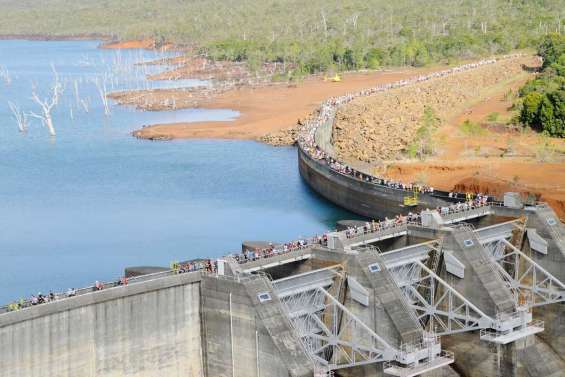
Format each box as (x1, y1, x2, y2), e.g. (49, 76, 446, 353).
(0, 65, 11, 85)
(95, 77, 111, 116)
(28, 69, 63, 137)
(8, 101, 28, 132)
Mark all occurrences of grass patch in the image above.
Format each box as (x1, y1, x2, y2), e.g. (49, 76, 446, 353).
(405, 106, 440, 160)
(460, 119, 488, 136)
(535, 134, 559, 162)
(486, 112, 500, 122)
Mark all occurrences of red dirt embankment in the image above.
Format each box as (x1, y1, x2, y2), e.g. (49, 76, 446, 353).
(130, 67, 441, 140)
(100, 38, 175, 50)
(386, 161, 565, 220)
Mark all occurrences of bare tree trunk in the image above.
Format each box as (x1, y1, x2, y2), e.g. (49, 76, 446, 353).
(8, 101, 28, 132)
(321, 10, 328, 39)
(95, 77, 111, 116)
(28, 67, 63, 137)
(44, 114, 56, 136)
(0, 65, 11, 85)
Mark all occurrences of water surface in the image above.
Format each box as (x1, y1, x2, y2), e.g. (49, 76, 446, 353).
(0, 40, 356, 303)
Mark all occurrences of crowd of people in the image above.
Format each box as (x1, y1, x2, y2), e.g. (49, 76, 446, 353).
(3, 56, 519, 315)
(343, 215, 415, 239)
(233, 237, 327, 264)
(342, 195, 491, 239)
(4, 277, 130, 312)
(437, 194, 490, 216)
(2, 194, 495, 314)
(6, 289, 76, 312)
(326, 157, 436, 194)
(298, 55, 521, 196)
(173, 259, 217, 274)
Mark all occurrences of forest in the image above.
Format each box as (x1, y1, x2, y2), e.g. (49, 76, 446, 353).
(519, 34, 565, 137)
(0, 0, 564, 75)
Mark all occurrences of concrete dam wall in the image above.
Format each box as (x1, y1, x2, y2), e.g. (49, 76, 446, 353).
(2, 206, 565, 376)
(0, 273, 203, 377)
(0, 271, 313, 377)
(298, 146, 451, 219)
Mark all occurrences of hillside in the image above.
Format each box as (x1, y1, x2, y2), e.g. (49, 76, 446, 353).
(0, 0, 564, 74)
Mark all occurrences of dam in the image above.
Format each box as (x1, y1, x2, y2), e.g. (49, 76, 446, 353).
(2, 57, 565, 377)
(1, 201, 565, 377)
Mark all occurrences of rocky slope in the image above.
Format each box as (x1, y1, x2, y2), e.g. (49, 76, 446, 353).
(332, 56, 536, 164)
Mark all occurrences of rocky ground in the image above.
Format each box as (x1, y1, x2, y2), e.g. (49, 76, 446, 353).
(125, 68, 438, 142)
(332, 56, 538, 164)
(109, 86, 229, 111)
(330, 54, 565, 219)
(258, 127, 298, 146)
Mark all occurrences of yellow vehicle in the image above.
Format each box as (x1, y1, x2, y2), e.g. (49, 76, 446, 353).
(403, 189, 419, 207)
(324, 73, 342, 82)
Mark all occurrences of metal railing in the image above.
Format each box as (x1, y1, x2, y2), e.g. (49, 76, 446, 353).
(343, 221, 410, 240)
(0, 267, 203, 315)
(479, 320, 544, 341)
(236, 243, 315, 265)
(383, 349, 454, 376)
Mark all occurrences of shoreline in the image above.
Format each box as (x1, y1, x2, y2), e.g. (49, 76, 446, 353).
(0, 35, 178, 52)
(129, 67, 444, 141)
(0, 33, 111, 41)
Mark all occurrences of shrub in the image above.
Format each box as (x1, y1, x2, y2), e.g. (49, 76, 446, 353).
(487, 112, 500, 122)
(460, 119, 487, 136)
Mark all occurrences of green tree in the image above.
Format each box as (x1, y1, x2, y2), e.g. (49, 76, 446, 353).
(365, 48, 384, 69)
(518, 33, 565, 137)
(520, 92, 543, 127)
(540, 91, 565, 137)
(538, 34, 565, 69)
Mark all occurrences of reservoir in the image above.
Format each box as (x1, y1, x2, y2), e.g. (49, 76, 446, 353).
(0, 40, 356, 303)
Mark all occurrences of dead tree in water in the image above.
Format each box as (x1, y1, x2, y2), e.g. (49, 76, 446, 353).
(80, 98, 90, 113)
(28, 71, 63, 137)
(0, 65, 11, 85)
(8, 101, 28, 132)
(73, 79, 81, 107)
(95, 77, 111, 116)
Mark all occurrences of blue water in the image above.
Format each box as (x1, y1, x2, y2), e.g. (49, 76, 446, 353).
(0, 40, 354, 303)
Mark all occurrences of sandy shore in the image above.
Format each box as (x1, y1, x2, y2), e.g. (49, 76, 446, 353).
(131, 67, 441, 140)
(100, 38, 177, 51)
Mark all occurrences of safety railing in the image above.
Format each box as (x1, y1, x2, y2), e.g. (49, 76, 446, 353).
(397, 333, 440, 356)
(235, 243, 315, 265)
(479, 320, 544, 342)
(383, 349, 454, 376)
(439, 204, 493, 220)
(343, 221, 410, 240)
(0, 267, 205, 315)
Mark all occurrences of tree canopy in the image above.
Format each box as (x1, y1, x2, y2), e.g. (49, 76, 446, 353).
(0, 0, 564, 74)
(519, 34, 565, 137)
